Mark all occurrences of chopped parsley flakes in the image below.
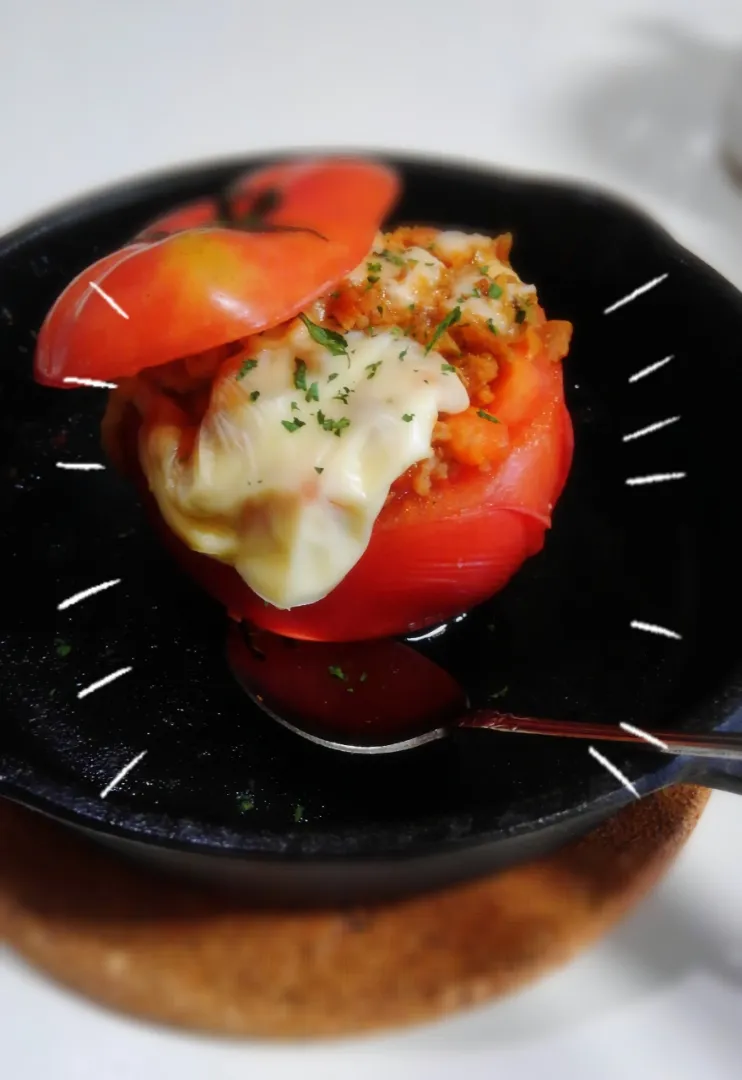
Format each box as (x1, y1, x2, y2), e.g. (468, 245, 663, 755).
(365, 360, 382, 379)
(329, 665, 347, 680)
(305, 381, 319, 403)
(236, 358, 258, 380)
(317, 410, 351, 436)
(441, 363, 457, 374)
(333, 386, 352, 404)
(55, 638, 71, 658)
(477, 409, 500, 424)
(402, 413, 414, 423)
(425, 306, 461, 354)
(281, 417, 305, 433)
(488, 282, 503, 300)
(299, 313, 348, 356)
(293, 358, 308, 391)
(249, 390, 260, 402)
(314, 466, 324, 474)
(486, 318, 498, 335)
(381, 249, 405, 266)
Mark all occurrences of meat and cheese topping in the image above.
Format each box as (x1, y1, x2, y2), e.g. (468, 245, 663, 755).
(107, 227, 571, 611)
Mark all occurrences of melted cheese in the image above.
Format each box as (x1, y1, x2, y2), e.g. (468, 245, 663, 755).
(141, 324, 469, 609)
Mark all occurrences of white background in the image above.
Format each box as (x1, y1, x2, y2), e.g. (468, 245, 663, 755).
(2, 1, 742, 1077)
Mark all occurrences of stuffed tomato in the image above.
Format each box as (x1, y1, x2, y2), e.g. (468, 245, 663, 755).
(35, 157, 573, 643)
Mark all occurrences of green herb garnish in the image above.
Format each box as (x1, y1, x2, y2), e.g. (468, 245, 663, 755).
(486, 318, 498, 335)
(305, 381, 319, 403)
(441, 363, 457, 374)
(402, 413, 414, 423)
(478, 264, 490, 275)
(282, 417, 306, 433)
(488, 282, 503, 300)
(381, 249, 405, 266)
(329, 665, 347, 681)
(327, 372, 339, 382)
(293, 358, 308, 391)
(365, 361, 382, 379)
(249, 390, 260, 402)
(236, 358, 258, 380)
(239, 796, 255, 812)
(317, 411, 351, 436)
(367, 261, 382, 274)
(477, 409, 500, 424)
(299, 313, 348, 357)
(425, 306, 461, 354)
(333, 386, 352, 404)
(314, 466, 324, 474)
(398, 347, 409, 361)
(55, 638, 71, 658)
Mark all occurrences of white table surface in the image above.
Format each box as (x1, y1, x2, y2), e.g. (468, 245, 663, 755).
(2, 0, 742, 1076)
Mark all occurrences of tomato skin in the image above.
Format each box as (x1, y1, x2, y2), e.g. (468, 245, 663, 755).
(115, 353, 573, 643)
(34, 159, 399, 388)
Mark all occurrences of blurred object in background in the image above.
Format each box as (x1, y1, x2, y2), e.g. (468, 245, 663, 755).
(723, 51, 742, 179)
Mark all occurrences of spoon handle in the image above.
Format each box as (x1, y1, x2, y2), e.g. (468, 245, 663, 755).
(461, 712, 742, 762)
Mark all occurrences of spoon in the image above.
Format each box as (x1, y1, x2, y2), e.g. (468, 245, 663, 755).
(226, 625, 742, 760)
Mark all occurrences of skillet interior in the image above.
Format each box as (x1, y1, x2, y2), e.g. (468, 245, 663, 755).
(1, 153, 742, 900)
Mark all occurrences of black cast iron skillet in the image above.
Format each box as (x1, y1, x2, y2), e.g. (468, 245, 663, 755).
(1, 151, 742, 908)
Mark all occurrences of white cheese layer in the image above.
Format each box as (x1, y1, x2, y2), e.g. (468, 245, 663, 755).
(140, 324, 469, 610)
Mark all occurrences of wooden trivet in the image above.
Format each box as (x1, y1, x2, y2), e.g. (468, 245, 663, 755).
(0, 786, 709, 1039)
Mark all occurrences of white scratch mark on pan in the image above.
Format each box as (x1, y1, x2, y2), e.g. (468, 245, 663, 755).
(89, 280, 130, 320)
(604, 273, 668, 314)
(56, 461, 106, 471)
(100, 750, 147, 799)
(58, 578, 121, 611)
(588, 746, 640, 799)
(628, 354, 674, 383)
(626, 472, 686, 486)
(77, 666, 133, 699)
(406, 625, 448, 642)
(623, 416, 680, 442)
(630, 620, 682, 640)
(63, 376, 118, 389)
(619, 722, 670, 751)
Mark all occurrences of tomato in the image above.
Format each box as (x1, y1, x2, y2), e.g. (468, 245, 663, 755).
(34, 158, 399, 388)
(113, 349, 573, 643)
